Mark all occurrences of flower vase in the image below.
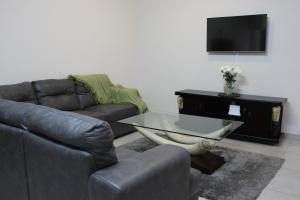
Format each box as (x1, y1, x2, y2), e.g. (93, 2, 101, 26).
(224, 82, 234, 96)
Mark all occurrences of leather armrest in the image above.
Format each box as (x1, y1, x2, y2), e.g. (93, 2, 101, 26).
(88, 144, 190, 200)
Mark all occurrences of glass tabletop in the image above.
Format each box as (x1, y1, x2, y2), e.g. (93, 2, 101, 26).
(118, 112, 243, 141)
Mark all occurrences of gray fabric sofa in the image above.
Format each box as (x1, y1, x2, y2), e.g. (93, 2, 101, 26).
(0, 79, 137, 138)
(0, 99, 200, 200)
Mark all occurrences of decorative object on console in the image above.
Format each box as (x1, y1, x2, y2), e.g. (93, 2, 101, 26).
(219, 66, 242, 97)
(177, 96, 184, 110)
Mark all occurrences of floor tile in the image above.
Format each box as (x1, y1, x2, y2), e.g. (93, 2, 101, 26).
(285, 133, 300, 142)
(282, 151, 300, 171)
(268, 168, 300, 197)
(286, 139, 300, 155)
(257, 189, 300, 200)
(286, 145, 300, 155)
(217, 138, 241, 149)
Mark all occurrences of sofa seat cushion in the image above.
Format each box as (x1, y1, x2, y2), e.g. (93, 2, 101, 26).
(72, 110, 109, 121)
(84, 104, 138, 122)
(0, 82, 37, 104)
(115, 147, 140, 161)
(32, 79, 80, 111)
(109, 122, 137, 138)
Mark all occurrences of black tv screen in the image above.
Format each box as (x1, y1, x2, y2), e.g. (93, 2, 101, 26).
(207, 14, 267, 52)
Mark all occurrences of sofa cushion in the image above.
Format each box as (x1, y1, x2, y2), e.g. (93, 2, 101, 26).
(21, 102, 116, 169)
(0, 99, 117, 169)
(0, 99, 37, 128)
(33, 79, 76, 97)
(0, 82, 37, 104)
(36, 94, 80, 111)
(115, 147, 140, 161)
(72, 110, 109, 121)
(85, 104, 138, 122)
(109, 122, 137, 138)
(75, 84, 97, 109)
(32, 79, 80, 111)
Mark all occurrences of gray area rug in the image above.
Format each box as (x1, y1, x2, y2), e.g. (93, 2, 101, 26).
(120, 138, 284, 200)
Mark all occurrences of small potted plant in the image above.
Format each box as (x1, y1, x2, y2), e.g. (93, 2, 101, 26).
(220, 66, 242, 96)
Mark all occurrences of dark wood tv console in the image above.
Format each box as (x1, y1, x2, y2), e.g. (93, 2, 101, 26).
(175, 89, 287, 144)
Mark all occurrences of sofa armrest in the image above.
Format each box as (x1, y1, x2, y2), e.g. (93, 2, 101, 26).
(88, 144, 190, 200)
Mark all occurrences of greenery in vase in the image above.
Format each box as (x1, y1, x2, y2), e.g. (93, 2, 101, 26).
(220, 66, 242, 84)
(220, 66, 242, 95)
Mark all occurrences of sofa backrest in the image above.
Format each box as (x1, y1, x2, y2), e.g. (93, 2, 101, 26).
(0, 99, 36, 128)
(0, 82, 37, 104)
(0, 99, 118, 169)
(0, 123, 30, 200)
(32, 79, 81, 111)
(22, 105, 118, 169)
(0, 79, 99, 111)
(0, 99, 117, 200)
(75, 83, 97, 109)
(24, 128, 96, 200)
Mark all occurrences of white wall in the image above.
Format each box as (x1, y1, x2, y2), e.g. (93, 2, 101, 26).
(0, 0, 135, 86)
(1, 0, 299, 135)
(134, 0, 300, 135)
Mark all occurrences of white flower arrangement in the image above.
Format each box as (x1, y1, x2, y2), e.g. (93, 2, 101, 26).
(220, 66, 242, 83)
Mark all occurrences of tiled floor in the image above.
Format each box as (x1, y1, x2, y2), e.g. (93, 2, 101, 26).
(114, 133, 300, 200)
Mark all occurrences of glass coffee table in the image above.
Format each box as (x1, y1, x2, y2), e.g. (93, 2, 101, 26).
(119, 112, 243, 174)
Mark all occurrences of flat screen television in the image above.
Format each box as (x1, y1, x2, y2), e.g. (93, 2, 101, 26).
(207, 14, 267, 52)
